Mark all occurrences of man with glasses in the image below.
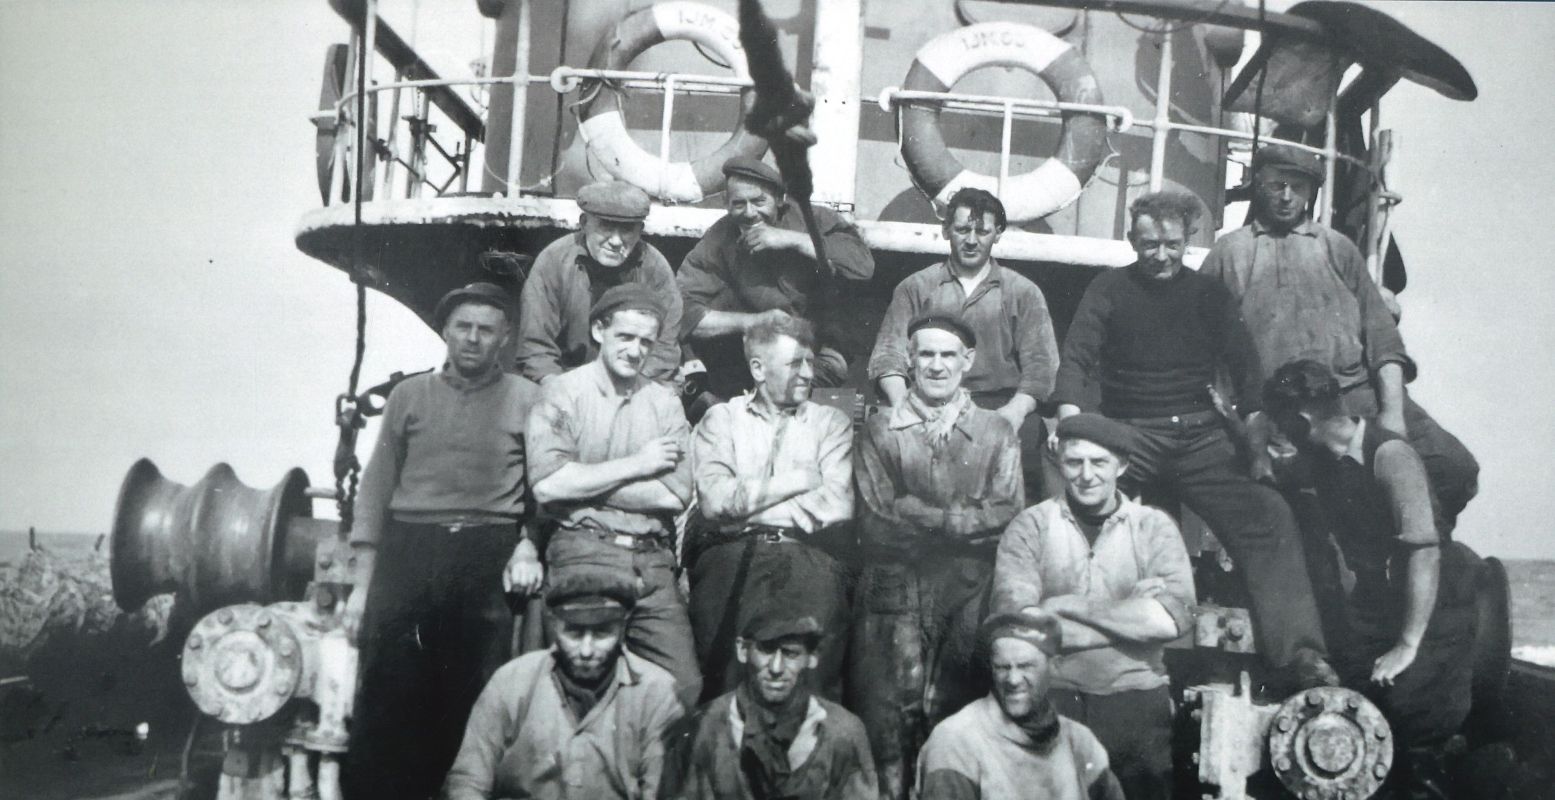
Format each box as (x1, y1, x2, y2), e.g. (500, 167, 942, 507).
(1200, 144, 1478, 527)
(1052, 190, 1338, 692)
(868, 187, 1060, 500)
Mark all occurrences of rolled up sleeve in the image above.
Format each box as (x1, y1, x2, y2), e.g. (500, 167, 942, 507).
(690, 405, 747, 522)
(523, 389, 578, 486)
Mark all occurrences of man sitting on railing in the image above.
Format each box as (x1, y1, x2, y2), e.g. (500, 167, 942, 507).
(1201, 143, 1479, 529)
(516, 180, 684, 384)
(677, 156, 875, 399)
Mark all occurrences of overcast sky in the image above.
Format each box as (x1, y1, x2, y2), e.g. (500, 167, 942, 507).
(1, 1, 1552, 560)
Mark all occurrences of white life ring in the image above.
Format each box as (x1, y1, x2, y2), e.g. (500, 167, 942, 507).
(898, 22, 1108, 223)
(576, 2, 767, 203)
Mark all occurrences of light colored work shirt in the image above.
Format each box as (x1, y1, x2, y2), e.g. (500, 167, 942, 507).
(444, 649, 682, 800)
(525, 360, 692, 536)
(691, 395, 853, 533)
(993, 495, 1195, 694)
(916, 696, 1123, 800)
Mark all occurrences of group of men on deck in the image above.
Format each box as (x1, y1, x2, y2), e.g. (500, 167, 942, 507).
(336, 144, 1482, 800)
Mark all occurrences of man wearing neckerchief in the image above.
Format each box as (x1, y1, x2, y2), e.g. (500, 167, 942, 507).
(670, 606, 875, 799)
(994, 413, 1195, 800)
(853, 314, 1025, 799)
(917, 611, 1125, 800)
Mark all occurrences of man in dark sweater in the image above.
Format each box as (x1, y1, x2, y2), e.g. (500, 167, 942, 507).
(1052, 191, 1336, 688)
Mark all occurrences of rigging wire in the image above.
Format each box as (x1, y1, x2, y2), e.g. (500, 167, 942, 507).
(336, 13, 373, 535)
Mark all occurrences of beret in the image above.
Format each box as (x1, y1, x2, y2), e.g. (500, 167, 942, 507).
(740, 606, 822, 645)
(979, 611, 1062, 658)
(545, 544, 638, 625)
(588, 283, 665, 324)
(908, 313, 977, 348)
(1251, 143, 1325, 184)
(722, 155, 784, 192)
(433, 282, 513, 330)
(1056, 413, 1138, 459)
(577, 180, 651, 222)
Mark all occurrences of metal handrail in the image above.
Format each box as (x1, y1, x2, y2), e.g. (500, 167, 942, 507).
(548, 66, 752, 96)
(877, 87, 1136, 132)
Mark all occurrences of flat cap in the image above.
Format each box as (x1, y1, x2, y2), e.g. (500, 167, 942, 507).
(545, 545, 638, 625)
(1251, 143, 1324, 184)
(1056, 413, 1138, 459)
(588, 283, 665, 324)
(980, 610, 1062, 658)
(740, 606, 823, 645)
(908, 313, 977, 348)
(722, 155, 784, 192)
(577, 180, 651, 222)
(433, 282, 513, 330)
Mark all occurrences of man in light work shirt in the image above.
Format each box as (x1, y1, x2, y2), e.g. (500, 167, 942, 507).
(688, 315, 854, 701)
(994, 413, 1194, 800)
(342, 282, 542, 800)
(515, 180, 683, 382)
(853, 314, 1024, 799)
(1053, 190, 1337, 692)
(444, 546, 683, 800)
(678, 155, 875, 398)
(1200, 143, 1478, 524)
(868, 187, 1060, 500)
(526, 283, 702, 706)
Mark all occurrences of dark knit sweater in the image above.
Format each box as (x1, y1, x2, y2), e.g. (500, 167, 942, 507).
(1053, 263, 1263, 420)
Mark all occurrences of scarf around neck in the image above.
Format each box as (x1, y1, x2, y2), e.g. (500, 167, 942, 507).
(1013, 698, 1063, 755)
(907, 387, 972, 449)
(735, 681, 812, 798)
(553, 652, 616, 722)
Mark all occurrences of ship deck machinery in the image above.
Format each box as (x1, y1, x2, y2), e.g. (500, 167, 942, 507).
(105, 1, 1542, 798)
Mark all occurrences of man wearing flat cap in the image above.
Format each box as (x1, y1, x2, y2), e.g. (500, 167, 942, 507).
(917, 612, 1125, 800)
(853, 313, 1025, 799)
(343, 282, 542, 800)
(1201, 143, 1478, 527)
(444, 553, 683, 800)
(1054, 189, 1339, 693)
(517, 180, 684, 383)
(526, 283, 702, 707)
(688, 314, 854, 702)
(994, 413, 1194, 800)
(669, 603, 877, 800)
(869, 186, 1061, 501)
(678, 154, 875, 399)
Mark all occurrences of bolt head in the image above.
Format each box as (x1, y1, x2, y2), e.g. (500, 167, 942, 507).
(1306, 691, 1322, 706)
(1278, 717, 1293, 732)
(188, 634, 203, 650)
(1375, 727, 1388, 739)
(218, 609, 234, 624)
(258, 616, 272, 629)
(1346, 696, 1360, 710)
(1276, 757, 1292, 771)
(1375, 763, 1389, 778)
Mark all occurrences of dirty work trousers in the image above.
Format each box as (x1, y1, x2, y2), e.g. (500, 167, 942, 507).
(1051, 686, 1175, 800)
(1118, 411, 1326, 669)
(689, 536, 851, 703)
(545, 528, 702, 709)
(346, 520, 518, 800)
(850, 551, 994, 799)
(1340, 389, 1480, 529)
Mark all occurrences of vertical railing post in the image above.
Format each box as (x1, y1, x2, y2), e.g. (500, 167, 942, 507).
(1149, 30, 1174, 192)
(1320, 101, 1338, 225)
(659, 74, 678, 201)
(358, 0, 378, 204)
(505, 0, 531, 196)
(998, 100, 1015, 200)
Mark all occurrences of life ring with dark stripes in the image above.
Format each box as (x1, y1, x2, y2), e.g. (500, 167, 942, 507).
(899, 22, 1107, 222)
(577, 2, 767, 203)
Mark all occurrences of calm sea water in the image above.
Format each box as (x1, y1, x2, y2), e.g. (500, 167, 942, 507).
(6, 530, 1554, 665)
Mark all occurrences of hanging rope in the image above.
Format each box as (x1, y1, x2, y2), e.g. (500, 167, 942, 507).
(335, 15, 373, 535)
(1250, 0, 1268, 157)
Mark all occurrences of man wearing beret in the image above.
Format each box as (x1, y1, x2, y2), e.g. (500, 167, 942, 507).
(869, 186, 1061, 501)
(688, 314, 854, 702)
(1200, 143, 1478, 527)
(517, 180, 684, 383)
(853, 314, 1025, 799)
(527, 284, 703, 706)
(1263, 359, 1481, 799)
(444, 552, 683, 799)
(678, 154, 875, 399)
(993, 414, 1194, 800)
(669, 606, 877, 800)
(342, 283, 542, 800)
(1053, 190, 1338, 691)
(916, 612, 1126, 800)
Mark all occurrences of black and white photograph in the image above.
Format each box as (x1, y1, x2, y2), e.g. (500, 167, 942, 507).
(2, 1, 1552, 798)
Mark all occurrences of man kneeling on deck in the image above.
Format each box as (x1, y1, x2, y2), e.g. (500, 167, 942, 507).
(993, 413, 1194, 800)
(444, 552, 683, 799)
(917, 611, 1125, 800)
(671, 604, 876, 799)
(689, 314, 854, 702)
(1264, 360, 1481, 800)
